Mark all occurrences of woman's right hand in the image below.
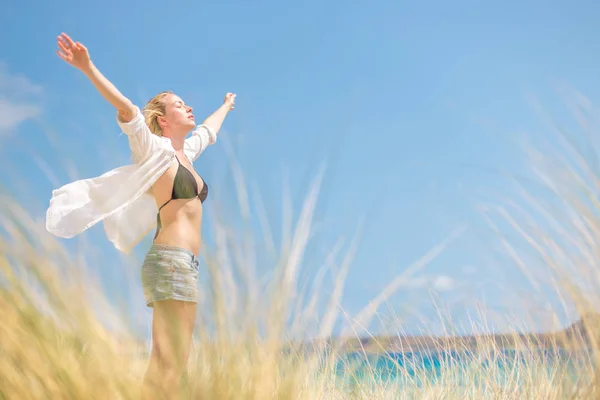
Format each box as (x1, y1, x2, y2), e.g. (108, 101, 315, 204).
(56, 33, 92, 71)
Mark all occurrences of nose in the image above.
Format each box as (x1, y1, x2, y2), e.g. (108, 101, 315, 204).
(186, 105, 193, 113)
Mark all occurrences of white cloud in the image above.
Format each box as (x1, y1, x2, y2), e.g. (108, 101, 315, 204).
(403, 276, 428, 288)
(432, 275, 455, 291)
(399, 274, 457, 292)
(0, 61, 43, 134)
(462, 265, 477, 275)
(0, 99, 40, 130)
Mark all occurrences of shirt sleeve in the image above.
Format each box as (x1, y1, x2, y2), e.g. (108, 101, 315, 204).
(116, 106, 160, 162)
(184, 124, 217, 162)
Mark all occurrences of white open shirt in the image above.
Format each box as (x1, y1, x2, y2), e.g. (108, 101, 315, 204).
(45, 106, 216, 254)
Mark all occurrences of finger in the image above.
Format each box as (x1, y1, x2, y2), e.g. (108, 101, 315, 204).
(56, 50, 68, 61)
(57, 35, 71, 50)
(76, 42, 88, 52)
(61, 32, 75, 47)
(61, 33, 76, 47)
(57, 40, 70, 54)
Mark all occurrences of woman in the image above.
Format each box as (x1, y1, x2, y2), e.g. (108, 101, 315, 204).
(46, 32, 235, 398)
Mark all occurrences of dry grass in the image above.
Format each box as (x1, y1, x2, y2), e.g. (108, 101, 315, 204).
(3, 92, 600, 398)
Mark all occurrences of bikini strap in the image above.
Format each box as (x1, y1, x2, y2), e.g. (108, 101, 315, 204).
(157, 155, 180, 212)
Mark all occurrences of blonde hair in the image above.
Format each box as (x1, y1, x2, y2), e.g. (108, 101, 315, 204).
(142, 91, 172, 136)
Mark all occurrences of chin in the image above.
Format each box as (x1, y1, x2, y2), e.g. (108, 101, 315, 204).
(180, 120, 195, 132)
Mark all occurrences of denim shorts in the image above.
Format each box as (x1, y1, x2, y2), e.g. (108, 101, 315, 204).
(141, 244, 200, 307)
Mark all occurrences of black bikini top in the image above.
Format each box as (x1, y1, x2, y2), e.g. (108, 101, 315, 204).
(159, 155, 208, 210)
(154, 155, 208, 239)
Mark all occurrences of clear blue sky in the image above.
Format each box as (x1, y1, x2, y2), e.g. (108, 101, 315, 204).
(2, 0, 600, 338)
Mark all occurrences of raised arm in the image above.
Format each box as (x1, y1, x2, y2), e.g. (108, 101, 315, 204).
(202, 93, 236, 134)
(56, 33, 136, 122)
(184, 93, 236, 162)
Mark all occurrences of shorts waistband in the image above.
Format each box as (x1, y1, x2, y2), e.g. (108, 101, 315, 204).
(149, 243, 198, 260)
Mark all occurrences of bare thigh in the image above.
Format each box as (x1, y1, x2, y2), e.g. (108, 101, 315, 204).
(152, 299, 197, 366)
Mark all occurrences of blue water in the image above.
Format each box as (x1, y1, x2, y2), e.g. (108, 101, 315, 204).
(333, 348, 592, 389)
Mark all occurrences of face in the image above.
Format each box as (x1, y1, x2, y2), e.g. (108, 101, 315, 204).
(158, 93, 195, 136)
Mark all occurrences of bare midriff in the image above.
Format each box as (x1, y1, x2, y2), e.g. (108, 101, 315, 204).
(152, 199, 203, 255)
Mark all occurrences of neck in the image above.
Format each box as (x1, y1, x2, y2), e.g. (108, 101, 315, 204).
(163, 131, 186, 151)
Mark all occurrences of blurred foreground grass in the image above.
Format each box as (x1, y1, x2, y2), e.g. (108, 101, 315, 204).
(4, 94, 600, 398)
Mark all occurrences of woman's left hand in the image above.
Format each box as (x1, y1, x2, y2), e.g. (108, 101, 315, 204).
(224, 93, 236, 110)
